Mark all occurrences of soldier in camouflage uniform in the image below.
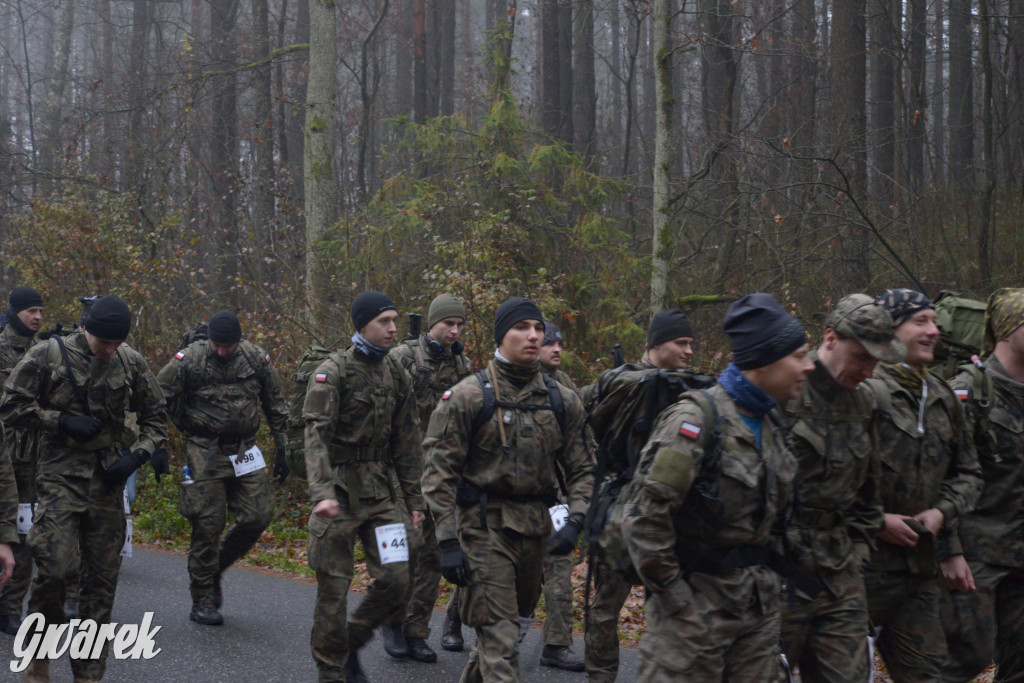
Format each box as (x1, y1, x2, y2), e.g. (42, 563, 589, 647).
(779, 294, 904, 682)
(0, 286, 45, 635)
(304, 291, 426, 683)
(386, 293, 471, 662)
(619, 293, 812, 681)
(421, 297, 593, 683)
(862, 289, 982, 683)
(585, 308, 695, 682)
(942, 288, 1024, 682)
(0, 295, 168, 682)
(158, 310, 289, 626)
(534, 320, 585, 671)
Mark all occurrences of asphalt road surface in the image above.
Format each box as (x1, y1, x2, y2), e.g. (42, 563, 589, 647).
(0, 548, 638, 682)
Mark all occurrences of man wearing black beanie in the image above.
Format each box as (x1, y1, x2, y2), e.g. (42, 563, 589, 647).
(158, 310, 289, 626)
(422, 296, 594, 682)
(0, 294, 168, 681)
(303, 290, 426, 683)
(643, 309, 695, 370)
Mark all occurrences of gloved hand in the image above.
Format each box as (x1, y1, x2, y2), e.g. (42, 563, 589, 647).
(103, 448, 149, 484)
(58, 413, 103, 441)
(547, 513, 585, 556)
(274, 446, 290, 483)
(150, 448, 170, 482)
(439, 538, 472, 587)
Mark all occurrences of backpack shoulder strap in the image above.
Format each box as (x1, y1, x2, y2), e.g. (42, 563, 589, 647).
(542, 372, 566, 433)
(472, 369, 496, 436)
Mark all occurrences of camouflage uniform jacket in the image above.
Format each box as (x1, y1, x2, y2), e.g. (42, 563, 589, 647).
(390, 334, 472, 428)
(619, 384, 798, 617)
(544, 367, 578, 392)
(951, 355, 1024, 568)
(782, 353, 884, 591)
(0, 331, 167, 480)
(158, 339, 287, 477)
(0, 325, 39, 465)
(421, 360, 594, 543)
(863, 366, 982, 569)
(303, 346, 424, 512)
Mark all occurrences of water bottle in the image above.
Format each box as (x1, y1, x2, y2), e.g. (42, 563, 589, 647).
(181, 465, 195, 486)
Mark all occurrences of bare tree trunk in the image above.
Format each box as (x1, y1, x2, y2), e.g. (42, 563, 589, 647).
(1009, 0, 1024, 180)
(651, 0, 672, 311)
(254, 0, 276, 242)
(124, 0, 149, 197)
(540, 0, 562, 138)
(98, 0, 115, 184)
(40, 0, 75, 190)
(572, 0, 596, 162)
(949, 0, 974, 186)
(413, 0, 427, 124)
(978, 0, 996, 290)
(932, 0, 946, 185)
(358, 0, 392, 201)
(394, 0, 413, 117)
(209, 0, 240, 306)
(438, 0, 455, 116)
(869, 0, 896, 207)
(906, 0, 927, 194)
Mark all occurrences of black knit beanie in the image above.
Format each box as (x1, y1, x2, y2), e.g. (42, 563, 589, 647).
(208, 310, 242, 345)
(352, 291, 396, 331)
(8, 286, 43, 313)
(724, 293, 806, 370)
(493, 297, 544, 344)
(647, 309, 695, 348)
(84, 295, 131, 341)
(542, 321, 563, 347)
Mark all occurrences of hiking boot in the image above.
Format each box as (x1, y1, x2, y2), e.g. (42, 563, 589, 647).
(406, 637, 437, 663)
(189, 595, 224, 626)
(440, 609, 463, 652)
(540, 644, 585, 672)
(21, 658, 48, 683)
(1, 613, 23, 635)
(213, 572, 223, 609)
(343, 650, 370, 683)
(64, 597, 79, 620)
(380, 622, 410, 659)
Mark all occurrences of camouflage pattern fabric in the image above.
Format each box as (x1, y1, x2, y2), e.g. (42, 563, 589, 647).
(982, 287, 1024, 356)
(778, 353, 882, 681)
(618, 384, 797, 679)
(584, 544, 637, 682)
(0, 331, 167, 679)
(542, 531, 575, 648)
(941, 354, 1024, 682)
(389, 335, 471, 638)
(548, 367, 578, 392)
(865, 567, 947, 682)
(0, 460, 35, 617)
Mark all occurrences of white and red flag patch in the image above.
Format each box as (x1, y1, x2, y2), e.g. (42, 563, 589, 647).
(441, 389, 453, 400)
(314, 373, 328, 383)
(955, 389, 969, 401)
(175, 351, 185, 360)
(679, 422, 701, 440)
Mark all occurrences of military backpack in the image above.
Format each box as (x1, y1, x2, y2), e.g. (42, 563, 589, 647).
(931, 291, 986, 379)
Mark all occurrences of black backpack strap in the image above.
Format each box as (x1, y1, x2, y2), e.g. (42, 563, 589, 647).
(542, 372, 566, 432)
(54, 336, 91, 416)
(472, 369, 496, 437)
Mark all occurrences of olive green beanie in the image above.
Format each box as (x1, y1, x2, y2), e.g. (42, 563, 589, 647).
(428, 293, 466, 329)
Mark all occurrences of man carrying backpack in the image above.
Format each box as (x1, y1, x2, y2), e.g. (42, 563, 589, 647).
(304, 291, 425, 683)
(158, 310, 289, 626)
(421, 296, 593, 683)
(942, 288, 1024, 683)
(779, 294, 904, 681)
(384, 293, 472, 663)
(863, 289, 982, 682)
(620, 292, 813, 681)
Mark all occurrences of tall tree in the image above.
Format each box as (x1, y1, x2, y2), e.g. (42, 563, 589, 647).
(539, 0, 572, 141)
(40, 0, 75, 189)
(869, 0, 897, 206)
(949, 0, 974, 185)
(977, 0, 995, 289)
(650, 0, 672, 311)
(906, 0, 927, 193)
(209, 0, 240, 304)
(572, 0, 596, 162)
(254, 0, 276, 241)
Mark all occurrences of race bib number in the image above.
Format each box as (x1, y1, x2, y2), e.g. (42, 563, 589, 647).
(232, 445, 266, 477)
(17, 503, 34, 535)
(375, 523, 409, 565)
(121, 518, 133, 558)
(549, 504, 569, 533)
(123, 487, 131, 515)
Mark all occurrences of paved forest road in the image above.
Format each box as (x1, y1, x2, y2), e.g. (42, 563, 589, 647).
(0, 548, 638, 682)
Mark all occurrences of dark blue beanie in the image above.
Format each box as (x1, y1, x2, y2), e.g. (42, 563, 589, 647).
(724, 293, 806, 370)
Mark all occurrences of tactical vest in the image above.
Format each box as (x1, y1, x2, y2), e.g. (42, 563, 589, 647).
(396, 336, 472, 423)
(176, 340, 267, 440)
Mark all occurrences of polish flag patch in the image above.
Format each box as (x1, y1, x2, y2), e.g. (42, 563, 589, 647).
(441, 389, 453, 400)
(679, 422, 702, 440)
(314, 373, 328, 383)
(955, 389, 969, 401)
(265, 354, 271, 362)
(175, 351, 185, 360)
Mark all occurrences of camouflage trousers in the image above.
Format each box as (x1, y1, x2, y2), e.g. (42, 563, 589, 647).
(178, 470, 274, 601)
(456, 524, 544, 683)
(942, 560, 1024, 683)
(542, 546, 575, 647)
(638, 576, 781, 681)
(584, 555, 636, 682)
(27, 469, 126, 680)
(780, 565, 871, 682)
(308, 496, 413, 683)
(393, 507, 441, 639)
(865, 568, 946, 683)
(0, 460, 35, 617)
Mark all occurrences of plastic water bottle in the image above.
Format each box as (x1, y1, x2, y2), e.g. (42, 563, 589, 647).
(181, 465, 195, 486)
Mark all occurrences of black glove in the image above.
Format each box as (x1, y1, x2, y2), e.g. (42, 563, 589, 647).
(58, 413, 103, 441)
(150, 448, 170, 482)
(547, 513, 585, 556)
(103, 448, 150, 484)
(439, 538, 472, 587)
(273, 446, 290, 483)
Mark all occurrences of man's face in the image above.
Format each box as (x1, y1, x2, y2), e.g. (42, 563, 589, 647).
(648, 337, 694, 370)
(208, 339, 239, 359)
(1003, 323, 1024, 362)
(894, 309, 939, 369)
(84, 331, 123, 360)
(361, 310, 399, 349)
(747, 343, 815, 402)
(499, 319, 544, 366)
(819, 329, 879, 390)
(428, 317, 464, 350)
(16, 306, 43, 332)
(539, 340, 562, 371)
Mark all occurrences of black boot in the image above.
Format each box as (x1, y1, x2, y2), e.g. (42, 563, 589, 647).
(380, 622, 410, 659)
(344, 650, 371, 683)
(440, 609, 464, 652)
(212, 572, 223, 609)
(189, 595, 224, 626)
(406, 637, 437, 663)
(540, 644, 585, 672)
(1, 613, 22, 635)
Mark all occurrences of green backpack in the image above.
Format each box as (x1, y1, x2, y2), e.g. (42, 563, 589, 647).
(931, 291, 986, 380)
(285, 345, 338, 479)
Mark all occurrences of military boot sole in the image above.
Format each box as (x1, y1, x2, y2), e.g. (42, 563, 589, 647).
(189, 610, 224, 626)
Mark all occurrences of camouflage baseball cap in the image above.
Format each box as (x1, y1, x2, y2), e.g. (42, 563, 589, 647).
(825, 293, 906, 363)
